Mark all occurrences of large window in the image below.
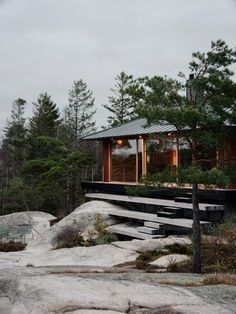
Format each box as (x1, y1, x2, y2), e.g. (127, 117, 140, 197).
(146, 138, 176, 174)
(179, 138, 217, 170)
(110, 139, 143, 182)
(179, 139, 192, 168)
(111, 139, 137, 182)
(107, 134, 222, 183)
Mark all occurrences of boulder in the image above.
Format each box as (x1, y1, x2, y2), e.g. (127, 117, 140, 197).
(150, 254, 190, 268)
(0, 211, 55, 244)
(26, 201, 122, 251)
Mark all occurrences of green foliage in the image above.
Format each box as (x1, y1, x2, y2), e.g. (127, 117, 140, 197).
(2, 98, 27, 177)
(3, 135, 95, 216)
(125, 185, 150, 197)
(29, 93, 61, 138)
(2, 177, 43, 214)
(128, 40, 236, 273)
(130, 40, 236, 170)
(103, 71, 136, 126)
(26, 136, 67, 160)
(178, 167, 229, 187)
(65, 80, 96, 148)
(94, 232, 117, 245)
(94, 214, 117, 245)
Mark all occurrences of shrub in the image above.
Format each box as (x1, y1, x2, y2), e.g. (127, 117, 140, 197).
(165, 243, 192, 255)
(94, 232, 117, 245)
(0, 240, 26, 252)
(93, 214, 117, 245)
(54, 225, 85, 249)
(135, 249, 163, 270)
(201, 217, 236, 273)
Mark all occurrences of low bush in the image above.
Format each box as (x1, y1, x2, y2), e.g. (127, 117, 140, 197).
(165, 243, 192, 255)
(54, 226, 85, 249)
(0, 240, 26, 252)
(93, 214, 117, 245)
(201, 217, 236, 273)
(135, 249, 163, 270)
(94, 232, 117, 245)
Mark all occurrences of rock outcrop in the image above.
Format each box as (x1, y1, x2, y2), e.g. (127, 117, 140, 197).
(150, 254, 190, 268)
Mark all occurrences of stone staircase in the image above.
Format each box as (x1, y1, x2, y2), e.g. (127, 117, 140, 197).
(86, 192, 224, 240)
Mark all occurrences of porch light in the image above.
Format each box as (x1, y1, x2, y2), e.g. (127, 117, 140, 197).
(116, 139, 123, 145)
(168, 132, 172, 136)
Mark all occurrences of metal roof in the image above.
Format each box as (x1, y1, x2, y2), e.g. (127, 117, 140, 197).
(82, 118, 177, 140)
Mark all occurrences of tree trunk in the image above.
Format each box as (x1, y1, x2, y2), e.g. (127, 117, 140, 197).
(192, 182, 201, 273)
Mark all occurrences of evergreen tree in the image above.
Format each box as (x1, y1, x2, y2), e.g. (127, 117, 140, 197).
(130, 40, 236, 273)
(3, 98, 27, 177)
(103, 71, 135, 126)
(29, 93, 60, 138)
(66, 80, 96, 148)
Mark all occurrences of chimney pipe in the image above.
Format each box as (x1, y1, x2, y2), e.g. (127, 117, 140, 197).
(186, 73, 195, 100)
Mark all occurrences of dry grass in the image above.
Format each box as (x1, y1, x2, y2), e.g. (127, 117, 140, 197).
(201, 273, 236, 286)
(159, 273, 236, 287)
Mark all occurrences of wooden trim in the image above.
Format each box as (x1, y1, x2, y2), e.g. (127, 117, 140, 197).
(135, 139, 138, 183)
(142, 138, 147, 175)
(176, 137, 179, 167)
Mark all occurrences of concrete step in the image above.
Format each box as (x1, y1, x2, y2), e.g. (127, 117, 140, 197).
(144, 221, 164, 229)
(175, 197, 192, 203)
(161, 206, 183, 218)
(107, 224, 165, 240)
(137, 226, 161, 235)
(107, 208, 210, 229)
(157, 211, 178, 218)
(162, 206, 183, 212)
(85, 193, 224, 211)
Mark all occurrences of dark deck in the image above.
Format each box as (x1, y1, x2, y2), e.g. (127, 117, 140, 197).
(82, 181, 236, 202)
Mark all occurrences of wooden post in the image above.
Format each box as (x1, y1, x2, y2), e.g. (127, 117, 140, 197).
(103, 140, 110, 182)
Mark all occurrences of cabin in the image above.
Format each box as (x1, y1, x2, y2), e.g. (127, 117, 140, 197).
(81, 118, 236, 239)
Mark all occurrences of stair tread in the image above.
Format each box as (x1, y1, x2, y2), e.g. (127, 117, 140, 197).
(158, 211, 176, 215)
(107, 224, 165, 239)
(144, 221, 164, 228)
(137, 226, 162, 235)
(162, 206, 181, 210)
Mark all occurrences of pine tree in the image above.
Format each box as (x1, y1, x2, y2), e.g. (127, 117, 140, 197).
(130, 40, 236, 273)
(29, 93, 60, 138)
(3, 98, 27, 177)
(66, 80, 96, 149)
(103, 71, 135, 127)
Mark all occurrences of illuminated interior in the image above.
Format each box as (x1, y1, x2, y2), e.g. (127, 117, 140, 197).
(107, 136, 218, 183)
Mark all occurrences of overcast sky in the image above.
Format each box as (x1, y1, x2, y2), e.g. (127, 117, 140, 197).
(0, 0, 236, 135)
